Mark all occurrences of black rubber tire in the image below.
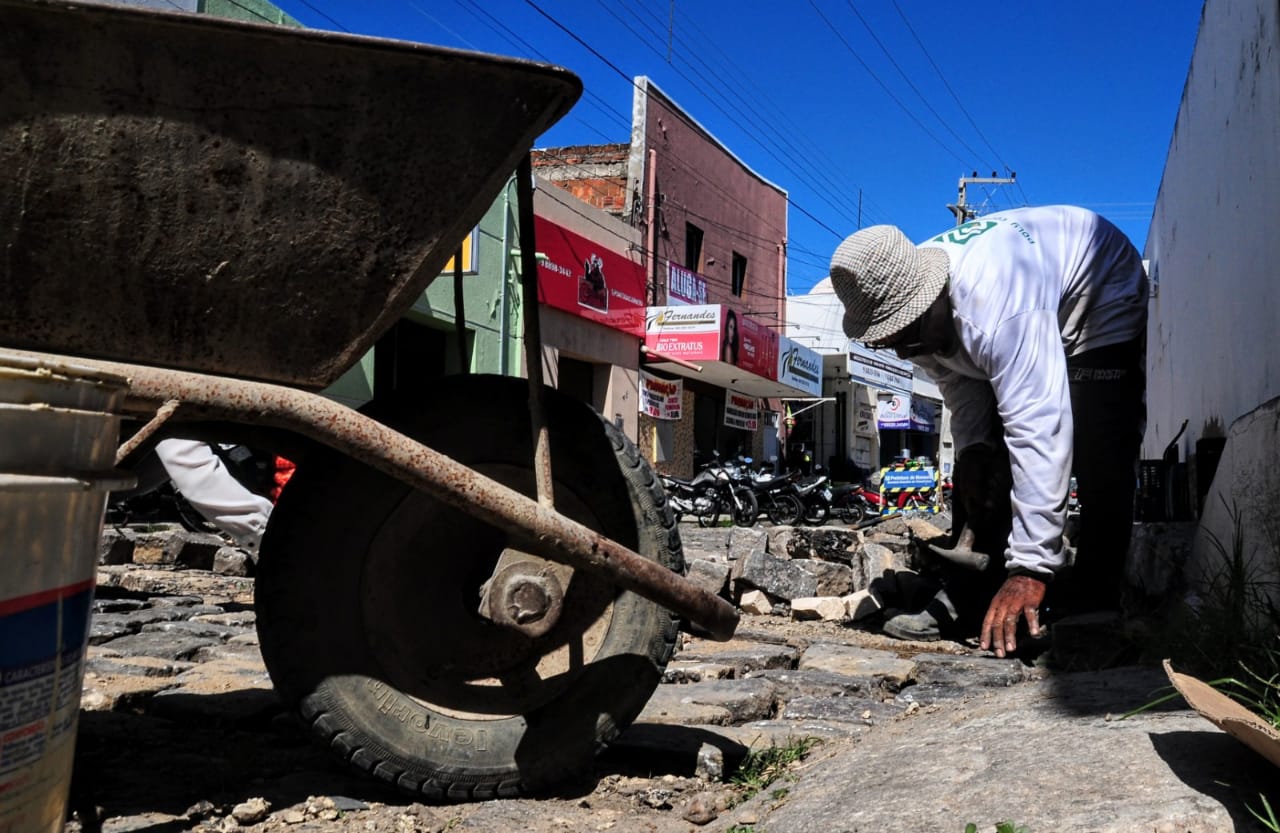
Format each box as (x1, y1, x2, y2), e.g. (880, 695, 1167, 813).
(834, 498, 866, 526)
(765, 493, 803, 526)
(731, 487, 758, 527)
(255, 375, 682, 800)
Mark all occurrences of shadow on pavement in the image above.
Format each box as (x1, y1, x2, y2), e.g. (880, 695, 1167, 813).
(69, 696, 408, 828)
(1149, 730, 1278, 832)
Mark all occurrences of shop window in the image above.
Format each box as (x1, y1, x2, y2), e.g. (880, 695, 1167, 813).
(654, 421, 674, 463)
(731, 252, 747, 296)
(557, 355, 595, 405)
(685, 222, 704, 273)
(373, 319, 449, 403)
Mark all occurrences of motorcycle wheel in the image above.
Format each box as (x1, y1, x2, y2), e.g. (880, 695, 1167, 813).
(832, 496, 865, 525)
(801, 499, 829, 526)
(731, 488, 759, 527)
(903, 493, 930, 514)
(765, 493, 804, 526)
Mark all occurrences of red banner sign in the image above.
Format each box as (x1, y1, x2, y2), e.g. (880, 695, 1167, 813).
(734, 311, 777, 378)
(639, 370, 683, 419)
(534, 216, 646, 337)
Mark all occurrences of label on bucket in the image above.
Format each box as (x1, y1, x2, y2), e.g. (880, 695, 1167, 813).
(0, 580, 94, 833)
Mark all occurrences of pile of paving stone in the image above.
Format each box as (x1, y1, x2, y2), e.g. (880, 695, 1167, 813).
(678, 515, 951, 626)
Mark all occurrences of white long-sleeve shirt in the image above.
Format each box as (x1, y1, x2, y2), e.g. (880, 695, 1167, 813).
(912, 205, 1147, 577)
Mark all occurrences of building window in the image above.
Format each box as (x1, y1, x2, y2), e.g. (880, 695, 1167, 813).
(654, 420, 674, 462)
(731, 252, 747, 296)
(557, 355, 595, 405)
(685, 222, 704, 273)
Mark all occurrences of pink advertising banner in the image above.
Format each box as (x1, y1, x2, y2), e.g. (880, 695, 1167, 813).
(643, 305, 722, 362)
(534, 216, 646, 337)
(645, 304, 781, 375)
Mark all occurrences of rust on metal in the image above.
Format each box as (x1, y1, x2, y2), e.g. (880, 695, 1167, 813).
(0, 0, 581, 390)
(114, 399, 181, 466)
(17, 350, 740, 640)
(516, 156, 556, 509)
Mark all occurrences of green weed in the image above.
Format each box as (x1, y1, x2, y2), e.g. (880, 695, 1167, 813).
(964, 823, 1028, 833)
(1248, 792, 1280, 832)
(730, 737, 821, 804)
(1125, 499, 1280, 824)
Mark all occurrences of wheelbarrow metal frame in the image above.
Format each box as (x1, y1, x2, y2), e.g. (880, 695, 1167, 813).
(13, 347, 739, 641)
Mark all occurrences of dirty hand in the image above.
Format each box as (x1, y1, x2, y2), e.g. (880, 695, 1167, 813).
(980, 574, 1047, 658)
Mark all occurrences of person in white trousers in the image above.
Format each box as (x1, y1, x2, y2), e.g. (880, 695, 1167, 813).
(154, 438, 273, 552)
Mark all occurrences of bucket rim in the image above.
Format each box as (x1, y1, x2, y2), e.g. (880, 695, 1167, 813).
(0, 351, 130, 391)
(0, 400, 124, 419)
(0, 471, 136, 492)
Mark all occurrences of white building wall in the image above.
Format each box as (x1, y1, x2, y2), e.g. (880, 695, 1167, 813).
(1146, 0, 1280, 602)
(1144, 0, 1280, 460)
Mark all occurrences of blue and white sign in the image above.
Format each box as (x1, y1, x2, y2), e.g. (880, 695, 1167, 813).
(882, 467, 938, 490)
(848, 342, 912, 396)
(876, 393, 912, 429)
(777, 336, 822, 397)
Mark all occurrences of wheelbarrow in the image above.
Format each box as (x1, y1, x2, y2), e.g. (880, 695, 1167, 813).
(0, 0, 738, 800)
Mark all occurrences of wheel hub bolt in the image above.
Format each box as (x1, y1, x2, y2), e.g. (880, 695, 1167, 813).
(506, 578, 552, 624)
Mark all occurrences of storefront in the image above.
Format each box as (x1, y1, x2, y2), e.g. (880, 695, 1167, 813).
(638, 303, 821, 477)
(846, 342, 943, 471)
(531, 202, 648, 439)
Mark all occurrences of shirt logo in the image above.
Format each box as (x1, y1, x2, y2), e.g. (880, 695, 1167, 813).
(1068, 367, 1128, 382)
(929, 219, 998, 245)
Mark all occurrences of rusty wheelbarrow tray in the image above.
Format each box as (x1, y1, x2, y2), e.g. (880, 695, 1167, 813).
(0, 0, 737, 801)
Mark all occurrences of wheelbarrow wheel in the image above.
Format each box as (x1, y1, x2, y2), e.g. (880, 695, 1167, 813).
(255, 375, 682, 800)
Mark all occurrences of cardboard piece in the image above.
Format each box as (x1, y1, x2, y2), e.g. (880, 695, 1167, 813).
(1164, 659, 1280, 769)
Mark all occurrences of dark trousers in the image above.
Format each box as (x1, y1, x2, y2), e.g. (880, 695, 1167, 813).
(1052, 337, 1147, 611)
(937, 336, 1146, 628)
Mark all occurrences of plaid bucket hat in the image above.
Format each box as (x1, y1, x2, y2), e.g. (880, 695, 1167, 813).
(829, 225, 950, 343)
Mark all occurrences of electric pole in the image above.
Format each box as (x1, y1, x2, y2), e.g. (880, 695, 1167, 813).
(947, 171, 1017, 225)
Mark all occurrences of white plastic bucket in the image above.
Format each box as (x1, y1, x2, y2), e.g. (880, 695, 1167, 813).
(0, 353, 130, 833)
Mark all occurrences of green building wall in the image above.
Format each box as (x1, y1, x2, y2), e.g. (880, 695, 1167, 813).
(323, 177, 524, 406)
(408, 176, 523, 377)
(198, 0, 301, 26)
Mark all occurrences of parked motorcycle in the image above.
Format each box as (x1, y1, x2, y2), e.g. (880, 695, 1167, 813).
(791, 468, 833, 525)
(828, 478, 934, 523)
(660, 454, 757, 528)
(741, 460, 804, 526)
(829, 481, 880, 525)
(659, 470, 721, 527)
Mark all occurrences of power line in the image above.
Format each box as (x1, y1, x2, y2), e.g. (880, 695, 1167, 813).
(889, 0, 1030, 205)
(286, 0, 346, 31)
(291, 0, 837, 300)
(604, 0, 876, 230)
(843, 0, 993, 171)
(664, 0, 895, 226)
(806, 0, 971, 170)
(572, 0, 862, 233)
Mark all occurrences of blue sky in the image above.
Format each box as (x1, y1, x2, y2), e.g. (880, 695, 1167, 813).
(272, 0, 1204, 295)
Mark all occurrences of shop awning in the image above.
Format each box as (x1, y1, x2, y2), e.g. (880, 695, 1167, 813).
(642, 304, 822, 399)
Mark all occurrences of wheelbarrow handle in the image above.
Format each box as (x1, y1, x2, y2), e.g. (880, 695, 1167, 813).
(14, 350, 740, 640)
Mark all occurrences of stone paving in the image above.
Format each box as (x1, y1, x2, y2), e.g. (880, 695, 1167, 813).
(66, 516, 1267, 832)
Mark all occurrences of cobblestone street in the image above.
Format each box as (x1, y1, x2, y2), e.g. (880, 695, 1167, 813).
(66, 516, 1272, 833)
